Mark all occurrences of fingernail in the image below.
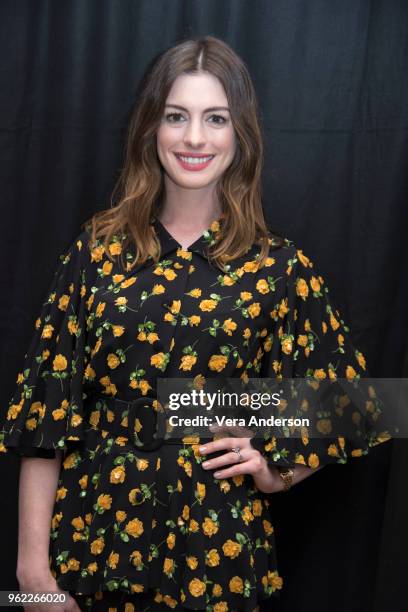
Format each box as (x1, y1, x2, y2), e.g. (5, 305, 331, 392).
(214, 472, 221, 478)
(199, 446, 206, 453)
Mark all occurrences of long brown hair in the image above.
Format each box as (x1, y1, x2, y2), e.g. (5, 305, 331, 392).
(83, 35, 284, 271)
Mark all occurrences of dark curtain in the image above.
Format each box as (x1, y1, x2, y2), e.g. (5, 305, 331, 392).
(0, 1, 406, 611)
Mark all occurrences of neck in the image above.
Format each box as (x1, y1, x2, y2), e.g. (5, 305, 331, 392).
(158, 183, 223, 229)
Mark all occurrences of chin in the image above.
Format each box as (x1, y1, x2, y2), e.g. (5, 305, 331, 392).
(174, 177, 215, 189)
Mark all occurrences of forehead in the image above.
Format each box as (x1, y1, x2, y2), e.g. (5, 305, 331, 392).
(166, 72, 228, 108)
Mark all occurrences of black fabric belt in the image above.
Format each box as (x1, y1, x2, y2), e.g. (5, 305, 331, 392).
(83, 393, 213, 452)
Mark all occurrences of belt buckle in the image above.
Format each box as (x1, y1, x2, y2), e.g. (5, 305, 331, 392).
(127, 396, 166, 451)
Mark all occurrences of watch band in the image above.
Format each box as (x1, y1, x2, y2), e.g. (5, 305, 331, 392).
(277, 466, 294, 492)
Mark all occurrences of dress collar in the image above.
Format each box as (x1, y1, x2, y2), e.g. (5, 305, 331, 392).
(150, 215, 225, 260)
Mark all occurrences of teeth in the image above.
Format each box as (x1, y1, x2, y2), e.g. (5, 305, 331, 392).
(177, 155, 214, 164)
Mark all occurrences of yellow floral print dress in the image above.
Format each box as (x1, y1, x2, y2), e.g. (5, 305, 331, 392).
(0, 216, 387, 612)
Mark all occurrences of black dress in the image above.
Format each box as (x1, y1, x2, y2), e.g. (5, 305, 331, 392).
(0, 216, 388, 611)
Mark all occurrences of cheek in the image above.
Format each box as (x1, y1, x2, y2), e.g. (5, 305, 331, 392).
(157, 125, 176, 150)
(217, 130, 237, 157)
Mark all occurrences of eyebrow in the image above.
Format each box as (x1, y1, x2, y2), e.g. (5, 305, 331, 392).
(165, 104, 230, 113)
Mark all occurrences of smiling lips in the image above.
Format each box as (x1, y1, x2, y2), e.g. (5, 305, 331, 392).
(174, 152, 215, 171)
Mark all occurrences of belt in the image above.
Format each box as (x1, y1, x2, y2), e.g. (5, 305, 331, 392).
(84, 393, 212, 452)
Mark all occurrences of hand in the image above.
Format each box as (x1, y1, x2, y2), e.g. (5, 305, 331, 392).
(17, 570, 81, 612)
(199, 424, 285, 494)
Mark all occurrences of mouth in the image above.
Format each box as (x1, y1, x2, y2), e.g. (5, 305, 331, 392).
(174, 153, 215, 171)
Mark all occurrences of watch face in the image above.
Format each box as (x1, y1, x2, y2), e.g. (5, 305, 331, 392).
(279, 468, 294, 490)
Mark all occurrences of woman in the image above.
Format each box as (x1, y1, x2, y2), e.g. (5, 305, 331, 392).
(1, 36, 388, 612)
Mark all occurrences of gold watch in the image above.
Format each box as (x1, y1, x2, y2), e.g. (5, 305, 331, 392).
(277, 467, 294, 492)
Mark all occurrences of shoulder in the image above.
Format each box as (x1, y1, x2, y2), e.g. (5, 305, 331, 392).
(261, 226, 297, 266)
(72, 225, 131, 271)
(265, 225, 316, 265)
(61, 228, 92, 262)
(58, 227, 99, 274)
(261, 228, 325, 284)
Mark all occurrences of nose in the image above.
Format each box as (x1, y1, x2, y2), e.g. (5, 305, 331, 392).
(183, 117, 206, 148)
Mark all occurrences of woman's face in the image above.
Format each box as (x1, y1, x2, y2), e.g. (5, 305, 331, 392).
(157, 72, 237, 192)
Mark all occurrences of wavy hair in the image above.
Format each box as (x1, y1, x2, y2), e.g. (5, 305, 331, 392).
(84, 35, 284, 271)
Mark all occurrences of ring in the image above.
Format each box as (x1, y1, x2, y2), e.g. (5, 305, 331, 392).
(232, 446, 243, 462)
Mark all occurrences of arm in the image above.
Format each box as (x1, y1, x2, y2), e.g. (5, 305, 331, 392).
(16, 454, 82, 611)
(199, 435, 324, 494)
(16, 451, 63, 584)
(253, 458, 325, 493)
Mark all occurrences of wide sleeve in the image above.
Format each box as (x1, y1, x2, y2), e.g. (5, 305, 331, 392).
(254, 247, 391, 468)
(0, 230, 91, 459)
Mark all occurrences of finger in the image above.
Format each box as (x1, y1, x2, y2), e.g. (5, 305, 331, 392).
(199, 437, 246, 456)
(212, 460, 253, 479)
(202, 449, 248, 471)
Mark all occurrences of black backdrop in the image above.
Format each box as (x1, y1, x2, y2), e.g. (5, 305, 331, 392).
(0, 1, 406, 611)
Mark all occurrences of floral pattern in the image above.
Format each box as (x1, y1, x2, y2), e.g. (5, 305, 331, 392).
(0, 215, 388, 611)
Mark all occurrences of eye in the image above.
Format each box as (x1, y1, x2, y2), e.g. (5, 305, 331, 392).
(165, 112, 185, 123)
(208, 114, 228, 125)
(164, 112, 228, 125)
